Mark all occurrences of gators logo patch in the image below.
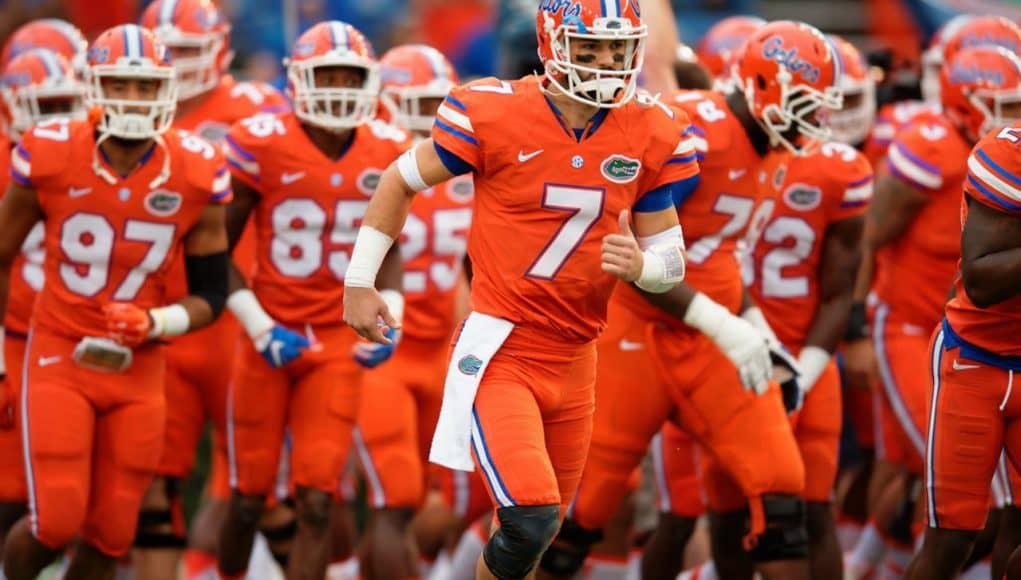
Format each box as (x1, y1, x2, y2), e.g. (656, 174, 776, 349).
(144, 190, 182, 217)
(458, 354, 483, 376)
(357, 168, 383, 196)
(600, 154, 641, 184)
(782, 183, 822, 211)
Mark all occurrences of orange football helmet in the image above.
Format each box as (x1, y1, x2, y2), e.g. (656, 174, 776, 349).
(1, 18, 88, 75)
(733, 20, 842, 154)
(828, 35, 875, 146)
(697, 15, 767, 79)
(380, 44, 457, 133)
(287, 21, 378, 131)
(1, 48, 85, 141)
(536, 0, 647, 108)
(941, 45, 1021, 142)
(141, 0, 232, 101)
(86, 24, 176, 140)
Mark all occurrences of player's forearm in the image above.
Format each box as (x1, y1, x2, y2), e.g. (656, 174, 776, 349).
(227, 259, 248, 294)
(638, 0, 680, 95)
(851, 243, 873, 303)
(376, 243, 403, 293)
(638, 280, 697, 320)
(803, 292, 853, 354)
(362, 165, 416, 239)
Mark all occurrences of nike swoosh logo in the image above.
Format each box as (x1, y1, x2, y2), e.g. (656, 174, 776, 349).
(952, 360, 980, 371)
(619, 339, 644, 351)
(69, 187, 92, 198)
(728, 169, 746, 181)
(518, 149, 544, 163)
(38, 356, 62, 367)
(281, 171, 306, 185)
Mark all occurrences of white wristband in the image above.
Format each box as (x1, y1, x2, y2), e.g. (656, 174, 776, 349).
(741, 306, 778, 343)
(380, 289, 405, 325)
(682, 292, 729, 338)
(397, 147, 429, 192)
(345, 226, 395, 288)
(798, 345, 831, 393)
(227, 289, 274, 340)
(148, 304, 191, 338)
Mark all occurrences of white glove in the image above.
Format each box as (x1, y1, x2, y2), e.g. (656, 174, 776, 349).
(797, 346, 831, 394)
(741, 306, 803, 378)
(684, 293, 771, 395)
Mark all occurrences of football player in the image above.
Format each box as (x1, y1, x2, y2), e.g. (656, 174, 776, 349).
(215, 21, 406, 580)
(539, 20, 843, 580)
(903, 51, 1021, 580)
(0, 45, 85, 566)
(344, 0, 696, 577)
(0, 24, 230, 580)
(137, 0, 292, 576)
(354, 42, 474, 580)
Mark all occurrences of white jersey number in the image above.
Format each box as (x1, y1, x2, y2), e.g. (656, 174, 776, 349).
(402, 208, 472, 293)
(269, 198, 368, 280)
(526, 185, 605, 280)
(759, 216, 816, 298)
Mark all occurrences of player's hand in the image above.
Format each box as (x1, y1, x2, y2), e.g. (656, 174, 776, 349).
(713, 314, 773, 395)
(103, 302, 152, 347)
(842, 338, 877, 390)
(770, 353, 804, 414)
(343, 286, 400, 345)
(254, 325, 312, 368)
(352, 327, 401, 369)
(0, 376, 14, 431)
(601, 210, 644, 282)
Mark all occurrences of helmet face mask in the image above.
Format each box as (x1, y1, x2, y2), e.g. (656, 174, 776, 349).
(971, 85, 1021, 137)
(827, 35, 875, 146)
(154, 27, 226, 100)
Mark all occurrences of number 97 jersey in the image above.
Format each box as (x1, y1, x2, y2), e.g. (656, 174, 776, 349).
(11, 119, 230, 340)
(747, 141, 873, 348)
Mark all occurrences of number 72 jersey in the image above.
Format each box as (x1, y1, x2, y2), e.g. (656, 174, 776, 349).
(11, 119, 230, 340)
(431, 77, 699, 343)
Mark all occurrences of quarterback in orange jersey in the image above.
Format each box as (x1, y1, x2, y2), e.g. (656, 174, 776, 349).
(539, 20, 843, 580)
(0, 47, 85, 559)
(904, 125, 1021, 580)
(0, 24, 231, 580)
(215, 21, 407, 580)
(353, 43, 476, 580)
(137, 0, 292, 574)
(344, 1, 695, 577)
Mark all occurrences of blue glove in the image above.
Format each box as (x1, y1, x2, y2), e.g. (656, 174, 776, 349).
(255, 325, 311, 368)
(352, 326, 401, 369)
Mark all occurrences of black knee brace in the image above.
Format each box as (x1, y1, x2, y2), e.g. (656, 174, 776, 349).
(261, 519, 297, 567)
(538, 517, 604, 577)
(483, 505, 561, 579)
(748, 495, 808, 563)
(135, 479, 186, 549)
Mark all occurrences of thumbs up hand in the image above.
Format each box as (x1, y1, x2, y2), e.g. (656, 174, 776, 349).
(601, 209, 645, 283)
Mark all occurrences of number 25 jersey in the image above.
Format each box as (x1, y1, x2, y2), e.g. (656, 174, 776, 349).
(11, 119, 230, 340)
(432, 77, 699, 344)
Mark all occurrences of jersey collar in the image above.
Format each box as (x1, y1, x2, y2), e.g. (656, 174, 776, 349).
(543, 95, 610, 143)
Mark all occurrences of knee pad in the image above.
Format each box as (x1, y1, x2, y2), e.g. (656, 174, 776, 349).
(538, 517, 604, 577)
(483, 505, 561, 579)
(748, 495, 808, 563)
(134, 479, 186, 549)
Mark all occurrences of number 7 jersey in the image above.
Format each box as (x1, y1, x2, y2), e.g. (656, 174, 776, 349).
(431, 77, 699, 343)
(11, 119, 231, 340)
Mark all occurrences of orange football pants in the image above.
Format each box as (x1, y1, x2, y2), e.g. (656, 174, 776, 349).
(468, 324, 596, 513)
(21, 329, 165, 557)
(571, 300, 803, 533)
(925, 328, 1021, 530)
(789, 360, 842, 502)
(355, 335, 446, 509)
(228, 324, 362, 496)
(873, 303, 932, 474)
(0, 331, 27, 502)
(650, 423, 704, 518)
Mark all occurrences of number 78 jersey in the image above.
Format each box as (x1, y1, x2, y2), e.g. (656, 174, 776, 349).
(431, 77, 699, 343)
(11, 119, 230, 340)
(747, 141, 872, 348)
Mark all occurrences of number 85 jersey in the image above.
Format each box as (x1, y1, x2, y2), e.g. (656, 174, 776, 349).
(747, 141, 872, 348)
(225, 112, 409, 327)
(11, 119, 230, 340)
(431, 77, 699, 344)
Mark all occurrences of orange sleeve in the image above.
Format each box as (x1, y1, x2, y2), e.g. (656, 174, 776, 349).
(639, 105, 700, 194)
(223, 119, 263, 190)
(431, 84, 483, 172)
(826, 147, 873, 223)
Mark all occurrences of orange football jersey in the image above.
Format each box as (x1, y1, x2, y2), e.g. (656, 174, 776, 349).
(2, 134, 45, 337)
(401, 174, 473, 341)
(873, 116, 969, 328)
(225, 112, 409, 327)
(748, 141, 873, 348)
(174, 75, 289, 143)
(431, 77, 699, 343)
(613, 89, 790, 328)
(11, 118, 230, 339)
(864, 100, 941, 167)
(944, 123, 1021, 360)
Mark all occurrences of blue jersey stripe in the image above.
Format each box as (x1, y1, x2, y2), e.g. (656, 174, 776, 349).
(435, 119, 478, 146)
(976, 148, 1021, 188)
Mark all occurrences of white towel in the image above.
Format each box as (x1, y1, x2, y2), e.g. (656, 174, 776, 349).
(429, 311, 514, 471)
